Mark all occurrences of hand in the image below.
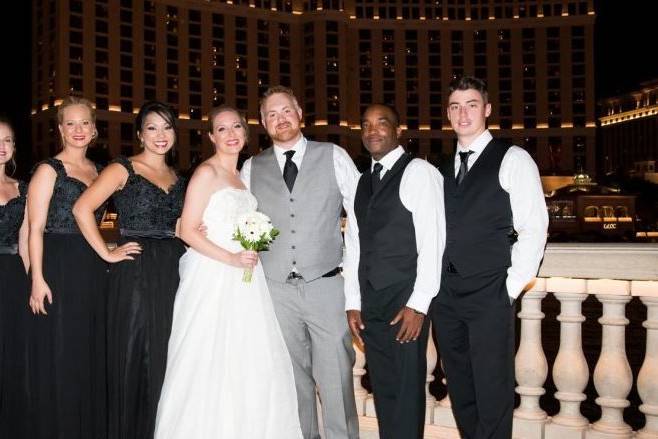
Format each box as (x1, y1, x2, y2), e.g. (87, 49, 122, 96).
(29, 278, 53, 315)
(390, 306, 425, 343)
(230, 250, 258, 269)
(104, 242, 142, 263)
(346, 310, 365, 346)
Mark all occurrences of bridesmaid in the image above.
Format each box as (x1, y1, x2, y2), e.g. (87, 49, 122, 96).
(27, 96, 108, 439)
(73, 101, 186, 439)
(0, 118, 29, 437)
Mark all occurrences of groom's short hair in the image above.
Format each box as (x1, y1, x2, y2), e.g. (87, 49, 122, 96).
(259, 85, 301, 117)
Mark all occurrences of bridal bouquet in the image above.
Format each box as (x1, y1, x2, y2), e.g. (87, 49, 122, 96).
(233, 211, 280, 283)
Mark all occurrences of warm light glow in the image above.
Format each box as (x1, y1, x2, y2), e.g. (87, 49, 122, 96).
(133, 108, 140, 114)
(561, 12, 569, 16)
(419, 125, 431, 131)
(489, 16, 495, 20)
(488, 124, 500, 130)
(465, 17, 471, 21)
(31, 109, 37, 115)
(599, 104, 658, 126)
(202, 116, 209, 122)
(537, 123, 549, 129)
(248, 118, 259, 125)
(588, 10, 595, 15)
(441, 125, 452, 131)
(420, 16, 426, 20)
(339, 121, 349, 127)
(315, 120, 328, 126)
(586, 122, 596, 128)
(41, 104, 48, 111)
(293, 10, 303, 15)
(351, 125, 361, 130)
(537, 12, 544, 17)
(109, 105, 121, 112)
(54, 99, 63, 106)
(373, 15, 380, 20)
(400, 124, 407, 130)
(512, 124, 524, 129)
(179, 114, 190, 120)
(561, 122, 574, 128)
(397, 16, 403, 20)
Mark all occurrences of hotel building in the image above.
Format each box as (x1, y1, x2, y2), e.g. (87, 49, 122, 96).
(31, 0, 596, 174)
(599, 79, 658, 175)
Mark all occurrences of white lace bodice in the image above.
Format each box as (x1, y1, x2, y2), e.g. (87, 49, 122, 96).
(203, 188, 258, 250)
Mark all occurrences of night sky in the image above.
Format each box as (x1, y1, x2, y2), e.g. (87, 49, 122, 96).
(1, 1, 657, 173)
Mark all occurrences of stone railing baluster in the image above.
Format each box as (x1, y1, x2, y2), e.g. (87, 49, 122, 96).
(425, 323, 438, 424)
(514, 278, 549, 439)
(545, 278, 590, 439)
(586, 280, 633, 439)
(634, 281, 658, 439)
(352, 341, 367, 416)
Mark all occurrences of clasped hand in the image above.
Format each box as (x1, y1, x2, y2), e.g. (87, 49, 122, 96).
(347, 306, 425, 346)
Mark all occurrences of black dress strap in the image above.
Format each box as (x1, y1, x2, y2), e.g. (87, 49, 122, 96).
(112, 156, 136, 176)
(17, 180, 28, 197)
(35, 157, 66, 177)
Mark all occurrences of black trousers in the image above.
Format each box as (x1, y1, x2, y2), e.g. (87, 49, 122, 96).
(361, 279, 429, 439)
(431, 269, 516, 439)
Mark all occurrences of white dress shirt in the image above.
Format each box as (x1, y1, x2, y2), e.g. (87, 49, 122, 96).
(240, 135, 361, 273)
(455, 129, 548, 299)
(343, 146, 446, 314)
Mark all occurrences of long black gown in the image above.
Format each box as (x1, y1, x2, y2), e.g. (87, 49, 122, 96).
(28, 158, 108, 439)
(107, 156, 186, 439)
(0, 180, 29, 437)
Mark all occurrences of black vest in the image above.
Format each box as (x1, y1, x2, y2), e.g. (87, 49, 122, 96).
(439, 138, 514, 278)
(354, 153, 417, 291)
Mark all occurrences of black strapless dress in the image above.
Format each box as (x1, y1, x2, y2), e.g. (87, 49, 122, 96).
(28, 158, 108, 439)
(106, 156, 186, 439)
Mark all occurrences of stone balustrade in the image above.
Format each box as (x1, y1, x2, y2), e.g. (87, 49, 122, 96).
(353, 243, 658, 438)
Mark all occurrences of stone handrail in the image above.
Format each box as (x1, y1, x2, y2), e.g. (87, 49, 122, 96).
(352, 243, 658, 438)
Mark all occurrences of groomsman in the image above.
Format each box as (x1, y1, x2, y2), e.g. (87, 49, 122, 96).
(344, 104, 445, 439)
(432, 76, 548, 439)
(241, 86, 359, 439)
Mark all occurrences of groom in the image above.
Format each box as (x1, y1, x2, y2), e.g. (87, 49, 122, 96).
(241, 86, 359, 439)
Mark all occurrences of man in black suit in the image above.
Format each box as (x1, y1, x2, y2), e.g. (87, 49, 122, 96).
(344, 104, 445, 439)
(432, 76, 548, 439)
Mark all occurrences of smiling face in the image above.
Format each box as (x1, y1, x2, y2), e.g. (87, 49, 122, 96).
(0, 123, 15, 166)
(208, 109, 246, 155)
(260, 92, 303, 148)
(447, 88, 491, 147)
(58, 104, 96, 149)
(361, 105, 402, 161)
(138, 111, 176, 156)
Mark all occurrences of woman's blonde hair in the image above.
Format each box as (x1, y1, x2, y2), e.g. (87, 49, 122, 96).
(57, 96, 96, 124)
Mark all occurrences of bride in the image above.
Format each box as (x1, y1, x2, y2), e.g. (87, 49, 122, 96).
(154, 106, 302, 438)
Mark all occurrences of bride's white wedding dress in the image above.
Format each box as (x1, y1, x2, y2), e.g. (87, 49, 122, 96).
(155, 187, 302, 439)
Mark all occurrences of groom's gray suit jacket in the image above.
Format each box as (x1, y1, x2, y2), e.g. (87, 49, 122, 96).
(250, 141, 343, 282)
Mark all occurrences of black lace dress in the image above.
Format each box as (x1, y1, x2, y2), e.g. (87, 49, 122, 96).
(107, 156, 186, 439)
(0, 180, 29, 437)
(28, 158, 108, 439)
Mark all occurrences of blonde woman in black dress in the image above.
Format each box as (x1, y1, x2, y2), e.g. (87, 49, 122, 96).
(27, 97, 108, 439)
(74, 101, 186, 439)
(0, 118, 29, 437)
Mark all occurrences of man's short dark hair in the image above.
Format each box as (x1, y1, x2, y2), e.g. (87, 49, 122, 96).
(362, 103, 400, 127)
(448, 76, 488, 102)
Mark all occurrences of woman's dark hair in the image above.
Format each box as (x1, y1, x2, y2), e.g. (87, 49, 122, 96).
(135, 101, 179, 142)
(0, 116, 17, 175)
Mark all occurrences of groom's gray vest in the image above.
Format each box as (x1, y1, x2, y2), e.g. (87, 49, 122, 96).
(250, 141, 343, 283)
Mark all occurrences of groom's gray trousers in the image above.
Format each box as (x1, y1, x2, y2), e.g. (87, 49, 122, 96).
(267, 274, 359, 439)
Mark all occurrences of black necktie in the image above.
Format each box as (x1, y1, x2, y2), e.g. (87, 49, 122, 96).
(456, 151, 473, 186)
(283, 150, 298, 192)
(371, 162, 383, 193)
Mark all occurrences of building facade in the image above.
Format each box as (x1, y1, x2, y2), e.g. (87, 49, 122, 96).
(599, 79, 658, 175)
(32, 0, 596, 174)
